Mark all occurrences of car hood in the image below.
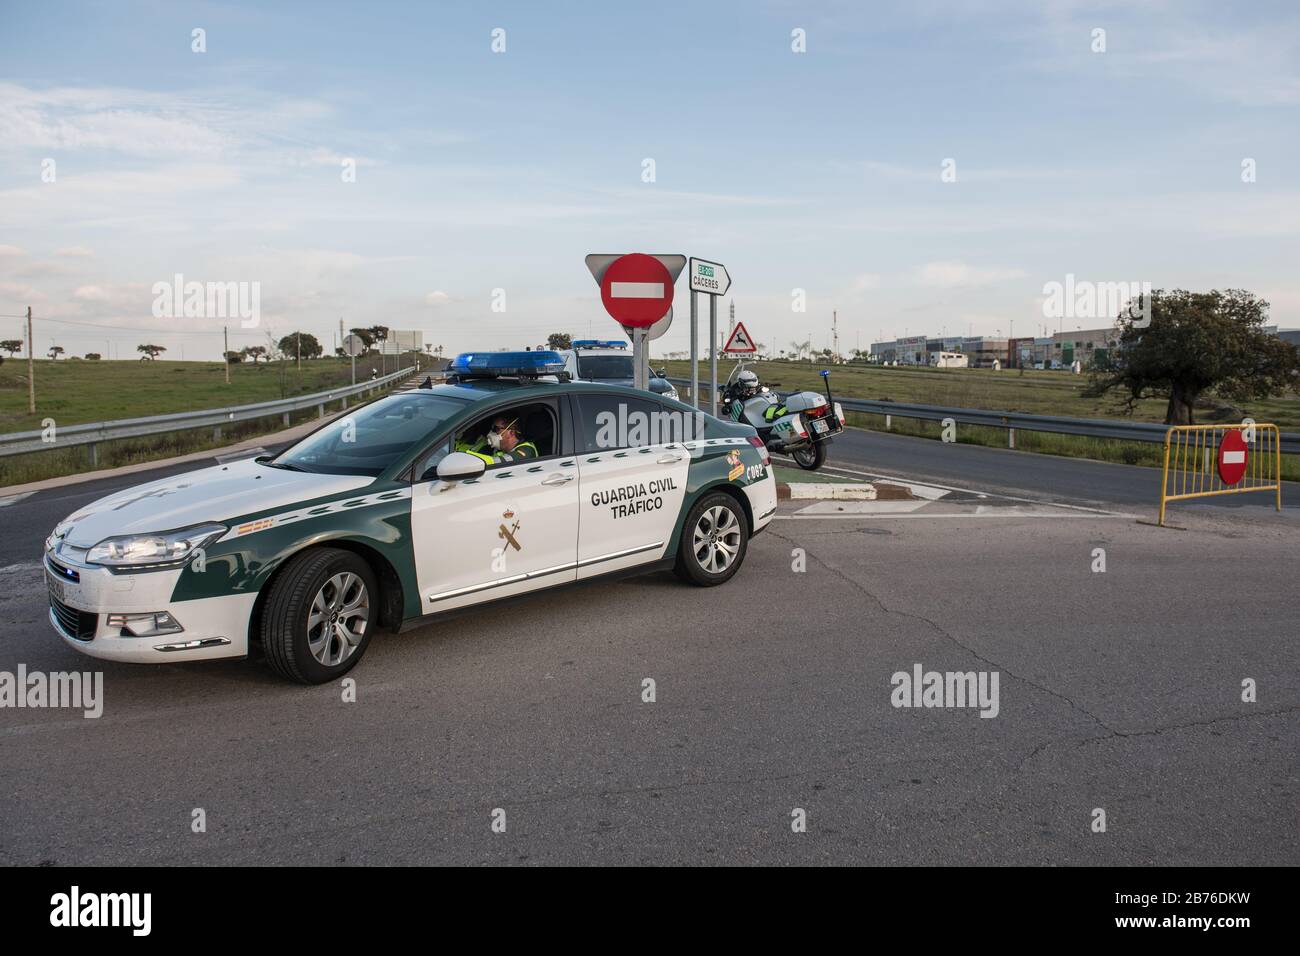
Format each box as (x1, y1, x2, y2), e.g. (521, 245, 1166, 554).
(57, 458, 373, 547)
(587, 375, 674, 393)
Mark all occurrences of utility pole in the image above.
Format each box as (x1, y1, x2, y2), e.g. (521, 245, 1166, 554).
(296, 332, 301, 371)
(832, 310, 839, 362)
(224, 326, 230, 384)
(26, 306, 35, 413)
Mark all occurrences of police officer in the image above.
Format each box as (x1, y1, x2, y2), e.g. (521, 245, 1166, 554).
(461, 416, 537, 464)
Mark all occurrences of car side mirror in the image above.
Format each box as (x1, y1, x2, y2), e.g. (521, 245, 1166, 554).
(434, 451, 486, 483)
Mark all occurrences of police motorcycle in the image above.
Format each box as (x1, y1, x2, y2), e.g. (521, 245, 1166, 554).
(720, 360, 846, 470)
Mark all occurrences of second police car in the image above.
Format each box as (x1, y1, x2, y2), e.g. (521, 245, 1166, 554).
(43, 351, 777, 683)
(557, 339, 680, 402)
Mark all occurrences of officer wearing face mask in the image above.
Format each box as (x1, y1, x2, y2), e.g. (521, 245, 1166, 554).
(462, 416, 537, 464)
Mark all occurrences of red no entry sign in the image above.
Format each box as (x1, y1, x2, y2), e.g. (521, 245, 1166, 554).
(599, 253, 674, 328)
(1218, 430, 1248, 485)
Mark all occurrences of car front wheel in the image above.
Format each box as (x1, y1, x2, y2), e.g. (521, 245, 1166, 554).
(261, 547, 378, 684)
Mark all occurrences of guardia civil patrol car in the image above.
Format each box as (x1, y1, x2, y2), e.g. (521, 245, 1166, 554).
(44, 351, 777, 683)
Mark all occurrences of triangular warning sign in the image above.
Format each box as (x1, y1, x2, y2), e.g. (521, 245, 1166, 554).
(723, 321, 757, 353)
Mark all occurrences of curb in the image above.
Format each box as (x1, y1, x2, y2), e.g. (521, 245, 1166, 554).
(785, 482, 879, 501)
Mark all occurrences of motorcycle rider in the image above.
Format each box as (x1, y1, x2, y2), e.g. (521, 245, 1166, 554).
(732, 369, 788, 423)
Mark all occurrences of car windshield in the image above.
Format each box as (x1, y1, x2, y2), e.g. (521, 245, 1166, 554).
(270, 393, 468, 476)
(576, 354, 633, 380)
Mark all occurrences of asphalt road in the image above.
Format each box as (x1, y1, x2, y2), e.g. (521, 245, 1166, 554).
(821, 426, 1300, 515)
(1, 432, 1297, 865)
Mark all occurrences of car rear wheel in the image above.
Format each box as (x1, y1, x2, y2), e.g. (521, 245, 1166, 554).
(261, 547, 378, 684)
(674, 491, 749, 586)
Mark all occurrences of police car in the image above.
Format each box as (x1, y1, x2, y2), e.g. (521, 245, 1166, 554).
(558, 339, 680, 401)
(44, 351, 777, 684)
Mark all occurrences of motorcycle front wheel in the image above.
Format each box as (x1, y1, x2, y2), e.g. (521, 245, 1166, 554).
(792, 442, 827, 470)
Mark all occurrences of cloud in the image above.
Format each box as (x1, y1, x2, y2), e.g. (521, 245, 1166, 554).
(0, 280, 45, 302)
(914, 261, 1028, 288)
(848, 273, 882, 294)
(56, 246, 94, 257)
(426, 290, 450, 306)
(0, 82, 344, 163)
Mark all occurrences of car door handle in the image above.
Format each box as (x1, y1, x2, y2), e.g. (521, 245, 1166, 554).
(657, 454, 684, 464)
(541, 472, 575, 485)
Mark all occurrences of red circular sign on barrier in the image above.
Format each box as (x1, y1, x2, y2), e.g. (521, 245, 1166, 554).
(600, 253, 674, 328)
(1218, 430, 1248, 485)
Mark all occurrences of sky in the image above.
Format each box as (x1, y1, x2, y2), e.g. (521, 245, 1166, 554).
(2, 0, 1299, 361)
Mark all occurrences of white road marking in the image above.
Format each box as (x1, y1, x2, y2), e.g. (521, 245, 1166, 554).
(795, 499, 928, 515)
(803, 460, 1131, 516)
(0, 562, 43, 573)
(0, 491, 35, 508)
(773, 512, 1140, 521)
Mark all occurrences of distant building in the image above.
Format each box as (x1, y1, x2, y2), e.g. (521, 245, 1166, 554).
(869, 323, 1294, 370)
(961, 336, 1009, 369)
(930, 351, 967, 368)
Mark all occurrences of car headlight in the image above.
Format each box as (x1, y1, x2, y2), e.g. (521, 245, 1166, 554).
(86, 523, 226, 569)
(666, 387, 679, 401)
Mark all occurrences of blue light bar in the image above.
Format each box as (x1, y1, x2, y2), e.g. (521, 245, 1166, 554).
(448, 350, 567, 378)
(572, 339, 627, 350)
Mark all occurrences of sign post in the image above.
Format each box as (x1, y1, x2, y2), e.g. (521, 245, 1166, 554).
(687, 258, 732, 413)
(690, 290, 699, 409)
(343, 333, 365, 386)
(585, 253, 685, 391)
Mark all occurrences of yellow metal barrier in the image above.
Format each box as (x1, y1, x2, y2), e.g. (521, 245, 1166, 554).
(1158, 423, 1282, 525)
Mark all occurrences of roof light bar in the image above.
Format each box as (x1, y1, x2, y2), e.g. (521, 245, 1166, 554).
(447, 350, 568, 380)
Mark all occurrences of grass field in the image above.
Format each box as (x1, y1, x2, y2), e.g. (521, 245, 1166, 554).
(662, 358, 1300, 481)
(659, 358, 1300, 428)
(0, 357, 407, 433)
(0, 356, 418, 488)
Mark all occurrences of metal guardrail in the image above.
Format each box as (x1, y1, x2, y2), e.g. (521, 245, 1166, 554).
(0, 366, 418, 461)
(667, 378, 1300, 456)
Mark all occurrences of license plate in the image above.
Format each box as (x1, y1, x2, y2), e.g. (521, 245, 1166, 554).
(47, 572, 66, 604)
(812, 419, 829, 434)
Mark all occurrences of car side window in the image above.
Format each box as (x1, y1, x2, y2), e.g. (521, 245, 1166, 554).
(454, 402, 559, 469)
(574, 394, 664, 453)
(414, 437, 452, 483)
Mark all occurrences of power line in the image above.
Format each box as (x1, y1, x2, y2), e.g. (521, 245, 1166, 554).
(26, 314, 268, 335)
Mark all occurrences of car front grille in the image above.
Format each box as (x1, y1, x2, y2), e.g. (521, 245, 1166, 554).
(46, 555, 81, 583)
(50, 594, 96, 642)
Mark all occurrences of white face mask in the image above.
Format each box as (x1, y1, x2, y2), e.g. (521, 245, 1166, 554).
(487, 430, 504, 450)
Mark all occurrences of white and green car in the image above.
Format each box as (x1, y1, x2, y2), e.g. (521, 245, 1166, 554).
(44, 351, 777, 683)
